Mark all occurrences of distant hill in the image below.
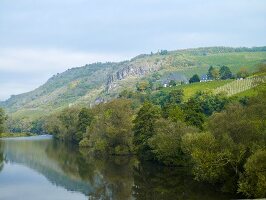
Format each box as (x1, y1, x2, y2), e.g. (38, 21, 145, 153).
(1, 46, 266, 119)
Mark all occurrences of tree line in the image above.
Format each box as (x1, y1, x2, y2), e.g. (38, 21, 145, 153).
(1, 65, 265, 198)
(40, 79, 266, 198)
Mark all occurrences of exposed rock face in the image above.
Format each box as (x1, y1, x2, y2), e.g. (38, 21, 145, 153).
(106, 63, 161, 92)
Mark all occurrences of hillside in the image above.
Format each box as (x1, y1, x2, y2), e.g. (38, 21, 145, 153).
(1, 46, 266, 119)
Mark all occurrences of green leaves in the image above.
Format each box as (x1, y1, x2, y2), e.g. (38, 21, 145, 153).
(238, 150, 266, 198)
(0, 108, 7, 133)
(133, 102, 161, 160)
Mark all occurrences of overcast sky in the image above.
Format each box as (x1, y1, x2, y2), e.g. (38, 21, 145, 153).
(0, 0, 266, 100)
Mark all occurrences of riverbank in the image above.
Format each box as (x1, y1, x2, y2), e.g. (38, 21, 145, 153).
(0, 132, 36, 138)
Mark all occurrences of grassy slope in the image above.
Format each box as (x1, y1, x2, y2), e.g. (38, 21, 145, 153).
(1, 47, 265, 119)
(158, 80, 233, 100)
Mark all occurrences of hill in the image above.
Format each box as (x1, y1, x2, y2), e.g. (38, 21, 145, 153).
(1, 46, 266, 119)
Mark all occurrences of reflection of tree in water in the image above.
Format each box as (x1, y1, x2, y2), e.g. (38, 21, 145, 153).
(0, 152, 3, 173)
(45, 141, 233, 200)
(0, 141, 4, 172)
(1, 138, 234, 199)
(45, 140, 137, 199)
(132, 162, 233, 200)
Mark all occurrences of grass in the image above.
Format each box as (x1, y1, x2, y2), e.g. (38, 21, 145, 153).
(0, 132, 35, 138)
(159, 80, 233, 100)
(215, 76, 265, 96)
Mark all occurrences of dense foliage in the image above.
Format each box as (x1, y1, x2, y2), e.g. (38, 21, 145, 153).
(2, 47, 266, 121)
(84, 99, 134, 155)
(0, 108, 6, 133)
(189, 74, 200, 83)
(182, 85, 266, 197)
(41, 78, 266, 198)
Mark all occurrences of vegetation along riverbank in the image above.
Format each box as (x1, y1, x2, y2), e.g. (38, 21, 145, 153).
(0, 48, 265, 198)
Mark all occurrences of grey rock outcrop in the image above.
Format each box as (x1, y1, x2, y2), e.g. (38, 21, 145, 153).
(106, 62, 161, 92)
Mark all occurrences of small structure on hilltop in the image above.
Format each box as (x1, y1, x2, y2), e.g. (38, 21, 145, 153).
(200, 74, 211, 82)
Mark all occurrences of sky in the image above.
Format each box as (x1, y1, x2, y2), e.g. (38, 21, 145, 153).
(0, 0, 266, 100)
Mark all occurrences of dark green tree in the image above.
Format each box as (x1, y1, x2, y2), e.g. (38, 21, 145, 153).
(165, 89, 184, 105)
(169, 80, 176, 87)
(238, 150, 266, 198)
(133, 102, 161, 160)
(219, 65, 232, 80)
(191, 91, 229, 116)
(189, 74, 200, 83)
(77, 108, 93, 133)
(0, 108, 7, 133)
(207, 66, 214, 79)
(182, 98, 205, 129)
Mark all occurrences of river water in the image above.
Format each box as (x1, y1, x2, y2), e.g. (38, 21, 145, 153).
(0, 135, 232, 200)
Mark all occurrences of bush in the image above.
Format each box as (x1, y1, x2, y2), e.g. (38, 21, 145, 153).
(189, 74, 200, 83)
(79, 137, 90, 147)
(238, 150, 266, 198)
(149, 118, 197, 166)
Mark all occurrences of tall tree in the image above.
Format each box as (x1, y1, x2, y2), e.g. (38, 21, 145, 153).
(149, 118, 197, 166)
(88, 99, 134, 155)
(77, 108, 93, 133)
(207, 66, 214, 79)
(189, 74, 200, 83)
(0, 108, 7, 133)
(207, 66, 220, 80)
(219, 65, 232, 80)
(133, 102, 161, 160)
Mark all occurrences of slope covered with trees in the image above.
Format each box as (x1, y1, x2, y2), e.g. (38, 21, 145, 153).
(1, 46, 265, 122)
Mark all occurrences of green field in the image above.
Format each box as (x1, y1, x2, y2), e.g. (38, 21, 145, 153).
(159, 80, 233, 100)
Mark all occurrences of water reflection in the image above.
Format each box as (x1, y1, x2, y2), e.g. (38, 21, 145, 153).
(0, 142, 3, 173)
(0, 136, 232, 200)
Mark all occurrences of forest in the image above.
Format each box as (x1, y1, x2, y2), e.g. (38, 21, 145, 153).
(0, 65, 265, 198)
(42, 66, 266, 198)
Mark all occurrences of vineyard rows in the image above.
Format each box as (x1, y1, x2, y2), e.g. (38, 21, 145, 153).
(214, 76, 266, 96)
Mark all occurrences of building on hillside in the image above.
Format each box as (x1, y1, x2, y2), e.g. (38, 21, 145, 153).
(200, 74, 210, 82)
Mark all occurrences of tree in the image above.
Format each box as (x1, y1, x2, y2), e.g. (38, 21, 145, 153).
(77, 108, 93, 133)
(182, 90, 266, 195)
(190, 91, 229, 116)
(207, 66, 220, 80)
(76, 108, 94, 142)
(165, 89, 184, 105)
(136, 81, 149, 92)
(236, 67, 249, 79)
(160, 50, 168, 55)
(207, 66, 214, 79)
(212, 68, 220, 80)
(169, 80, 176, 87)
(182, 132, 232, 183)
(133, 102, 161, 160)
(0, 108, 7, 133)
(238, 150, 266, 198)
(182, 98, 205, 129)
(219, 65, 232, 80)
(149, 118, 197, 166)
(189, 74, 200, 83)
(88, 99, 134, 155)
(30, 119, 45, 134)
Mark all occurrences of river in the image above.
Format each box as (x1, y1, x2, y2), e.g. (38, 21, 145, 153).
(0, 135, 233, 200)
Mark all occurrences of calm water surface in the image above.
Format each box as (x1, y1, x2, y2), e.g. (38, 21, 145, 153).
(0, 135, 232, 200)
